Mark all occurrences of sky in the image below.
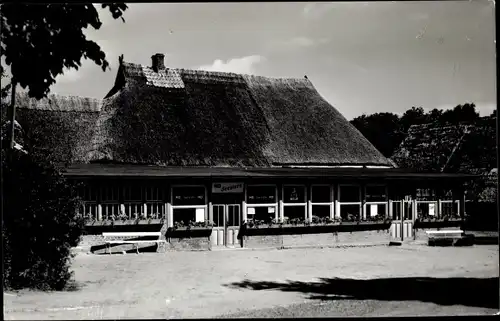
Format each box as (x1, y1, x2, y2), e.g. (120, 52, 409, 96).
(17, 1, 500, 120)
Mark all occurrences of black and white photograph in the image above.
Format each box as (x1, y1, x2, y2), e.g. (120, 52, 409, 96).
(1, 1, 498, 319)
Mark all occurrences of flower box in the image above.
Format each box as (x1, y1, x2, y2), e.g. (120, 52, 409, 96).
(241, 220, 392, 236)
(165, 226, 213, 239)
(413, 218, 463, 230)
(85, 219, 163, 226)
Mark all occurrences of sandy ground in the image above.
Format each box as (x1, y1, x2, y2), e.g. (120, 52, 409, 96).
(3, 244, 499, 319)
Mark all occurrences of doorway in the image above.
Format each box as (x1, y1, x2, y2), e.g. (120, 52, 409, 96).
(212, 204, 241, 247)
(390, 199, 414, 241)
(211, 189, 243, 248)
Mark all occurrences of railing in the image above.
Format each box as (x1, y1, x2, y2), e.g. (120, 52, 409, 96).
(145, 202, 165, 219)
(102, 203, 120, 220)
(124, 202, 143, 219)
(82, 202, 98, 219)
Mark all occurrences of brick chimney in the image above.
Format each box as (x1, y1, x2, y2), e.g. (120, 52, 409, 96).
(151, 53, 165, 72)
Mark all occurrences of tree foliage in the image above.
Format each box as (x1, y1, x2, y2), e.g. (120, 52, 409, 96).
(2, 147, 84, 290)
(0, 3, 127, 99)
(350, 103, 484, 158)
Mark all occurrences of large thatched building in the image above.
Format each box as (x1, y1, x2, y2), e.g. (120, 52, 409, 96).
(11, 53, 475, 250)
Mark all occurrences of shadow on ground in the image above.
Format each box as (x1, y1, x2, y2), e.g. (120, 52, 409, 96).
(226, 277, 499, 309)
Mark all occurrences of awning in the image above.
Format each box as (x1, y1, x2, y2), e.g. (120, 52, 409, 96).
(63, 164, 477, 181)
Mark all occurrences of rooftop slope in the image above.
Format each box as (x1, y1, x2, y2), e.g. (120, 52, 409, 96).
(11, 93, 101, 166)
(391, 117, 496, 175)
(10, 61, 394, 168)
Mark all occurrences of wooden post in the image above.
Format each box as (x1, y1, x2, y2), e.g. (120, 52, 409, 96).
(97, 204, 102, 221)
(242, 183, 247, 223)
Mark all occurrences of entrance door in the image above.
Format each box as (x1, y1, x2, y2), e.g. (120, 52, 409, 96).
(390, 199, 414, 241)
(212, 204, 241, 248)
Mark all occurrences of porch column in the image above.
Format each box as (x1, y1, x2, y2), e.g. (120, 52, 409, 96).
(97, 204, 102, 221)
(242, 183, 247, 223)
(330, 184, 335, 219)
(307, 183, 312, 222)
(278, 184, 284, 222)
(360, 183, 366, 220)
(334, 184, 340, 219)
(458, 186, 465, 219)
(167, 203, 173, 228)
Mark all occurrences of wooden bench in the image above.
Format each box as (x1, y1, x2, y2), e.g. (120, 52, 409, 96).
(102, 232, 166, 254)
(425, 230, 464, 240)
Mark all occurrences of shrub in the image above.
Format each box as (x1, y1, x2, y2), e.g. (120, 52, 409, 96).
(2, 148, 84, 291)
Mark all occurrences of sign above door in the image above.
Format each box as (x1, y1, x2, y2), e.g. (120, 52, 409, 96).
(212, 182, 244, 194)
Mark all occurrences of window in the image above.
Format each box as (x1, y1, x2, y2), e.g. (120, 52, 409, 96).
(172, 186, 207, 225)
(123, 185, 143, 219)
(246, 185, 277, 223)
(417, 202, 438, 219)
(364, 185, 387, 220)
(311, 185, 331, 203)
(283, 185, 306, 203)
(123, 185, 142, 201)
(283, 185, 307, 222)
(145, 186, 165, 219)
(247, 185, 276, 204)
(101, 185, 120, 220)
(441, 201, 459, 218)
(311, 185, 333, 219)
(172, 186, 205, 206)
(101, 186, 119, 202)
(416, 188, 436, 201)
(339, 185, 360, 202)
(339, 204, 361, 220)
(338, 185, 361, 221)
(365, 185, 387, 202)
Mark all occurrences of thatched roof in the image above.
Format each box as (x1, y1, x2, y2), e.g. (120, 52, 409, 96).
(12, 59, 393, 168)
(391, 116, 497, 176)
(10, 93, 101, 166)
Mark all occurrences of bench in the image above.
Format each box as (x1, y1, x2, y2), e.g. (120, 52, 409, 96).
(425, 230, 463, 240)
(102, 232, 166, 254)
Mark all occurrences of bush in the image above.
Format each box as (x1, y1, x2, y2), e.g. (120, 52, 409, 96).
(2, 148, 84, 291)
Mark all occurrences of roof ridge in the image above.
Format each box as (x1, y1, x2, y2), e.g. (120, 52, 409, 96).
(122, 60, 310, 83)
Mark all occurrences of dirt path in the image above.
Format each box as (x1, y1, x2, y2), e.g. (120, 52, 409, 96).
(4, 245, 499, 319)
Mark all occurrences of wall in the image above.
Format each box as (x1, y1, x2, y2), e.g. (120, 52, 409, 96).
(243, 230, 391, 249)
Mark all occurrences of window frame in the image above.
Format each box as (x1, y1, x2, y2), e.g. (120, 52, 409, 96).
(338, 184, 362, 221)
(311, 184, 334, 219)
(246, 184, 278, 221)
(171, 185, 208, 224)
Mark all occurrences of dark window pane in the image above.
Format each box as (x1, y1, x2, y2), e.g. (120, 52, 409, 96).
(416, 188, 436, 201)
(339, 204, 360, 220)
(173, 208, 199, 225)
(339, 186, 360, 202)
(312, 186, 331, 203)
(283, 186, 306, 203)
(417, 202, 437, 219)
(247, 186, 276, 204)
(392, 202, 401, 220)
(227, 205, 241, 227)
(283, 205, 306, 221)
(172, 186, 205, 206)
(312, 205, 330, 218)
(213, 205, 224, 227)
(365, 185, 386, 202)
(124, 186, 142, 201)
(102, 186, 119, 201)
(247, 206, 275, 223)
(366, 204, 387, 218)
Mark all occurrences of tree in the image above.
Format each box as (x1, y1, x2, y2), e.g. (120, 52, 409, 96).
(399, 106, 427, 132)
(1, 3, 127, 291)
(440, 103, 479, 124)
(350, 112, 403, 157)
(2, 147, 84, 290)
(0, 3, 128, 148)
